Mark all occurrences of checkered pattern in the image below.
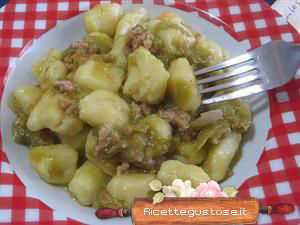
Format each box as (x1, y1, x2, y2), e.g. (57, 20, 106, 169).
(0, 0, 300, 225)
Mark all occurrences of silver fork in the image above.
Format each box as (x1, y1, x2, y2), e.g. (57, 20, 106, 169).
(196, 40, 300, 104)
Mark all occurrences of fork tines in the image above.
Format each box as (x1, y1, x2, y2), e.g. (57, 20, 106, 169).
(195, 53, 255, 76)
(195, 52, 264, 104)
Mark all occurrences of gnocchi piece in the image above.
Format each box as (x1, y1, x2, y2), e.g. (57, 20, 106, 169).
(140, 115, 172, 159)
(188, 36, 228, 68)
(140, 114, 172, 141)
(120, 132, 147, 165)
(157, 12, 195, 38)
(85, 129, 118, 176)
(121, 115, 172, 165)
(123, 47, 170, 104)
(29, 144, 78, 185)
(11, 85, 42, 115)
(93, 190, 124, 209)
(79, 90, 130, 128)
(168, 58, 201, 112)
(104, 35, 129, 69)
(27, 90, 82, 136)
(39, 60, 68, 90)
(149, 16, 195, 65)
(84, 32, 113, 54)
(114, 8, 147, 39)
(32, 53, 67, 90)
(84, 3, 123, 37)
(203, 132, 242, 181)
(155, 28, 194, 59)
(143, 19, 161, 33)
(157, 12, 184, 24)
(68, 161, 110, 206)
(107, 173, 155, 208)
(27, 90, 64, 132)
(74, 60, 125, 93)
(59, 126, 90, 155)
(157, 160, 210, 187)
(32, 49, 63, 81)
(157, 28, 184, 56)
(51, 116, 83, 137)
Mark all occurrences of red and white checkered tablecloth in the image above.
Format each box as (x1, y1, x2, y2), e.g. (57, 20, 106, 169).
(0, 0, 299, 225)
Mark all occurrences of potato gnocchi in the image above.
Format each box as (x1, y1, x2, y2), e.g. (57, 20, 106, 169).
(10, 4, 252, 210)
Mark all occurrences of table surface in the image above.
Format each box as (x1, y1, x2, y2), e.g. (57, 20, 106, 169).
(0, 1, 300, 225)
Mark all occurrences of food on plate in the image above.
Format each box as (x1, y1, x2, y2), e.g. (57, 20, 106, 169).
(26, 89, 83, 136)
(168, 57, 201, 112)
(157, 160, 210, 187)
(68, 161, 110, 206)
(11, 85, 43, 115)
(29, 144, 78, 185)
(107, 173, 155, 207)
(10, 3, 252, 210)
(84, 3, 123, 36)
(203, 132, 242, 181)
(84, 32, 113, 54)
(74, 59, 125, 93)
(79, 89, 130, 128)
(122, 47, 170, 104)
(114, 8, 147, 39)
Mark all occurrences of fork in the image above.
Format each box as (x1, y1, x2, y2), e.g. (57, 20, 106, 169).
(195, 40, 300, 104)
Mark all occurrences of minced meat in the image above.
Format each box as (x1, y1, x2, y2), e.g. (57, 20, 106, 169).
(158, 108, 191, 131)
(127, 25, 154, 52)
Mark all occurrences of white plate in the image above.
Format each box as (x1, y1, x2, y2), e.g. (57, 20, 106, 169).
(0, 3, 270, 225)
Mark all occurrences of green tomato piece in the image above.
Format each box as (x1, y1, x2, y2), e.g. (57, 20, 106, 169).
(175, 142, 207, 165)
(208, 99, 251, 132)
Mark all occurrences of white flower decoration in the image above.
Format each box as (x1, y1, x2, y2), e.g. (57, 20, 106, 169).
(151, 179, 238, 204)
(162, 179, 195, 197)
